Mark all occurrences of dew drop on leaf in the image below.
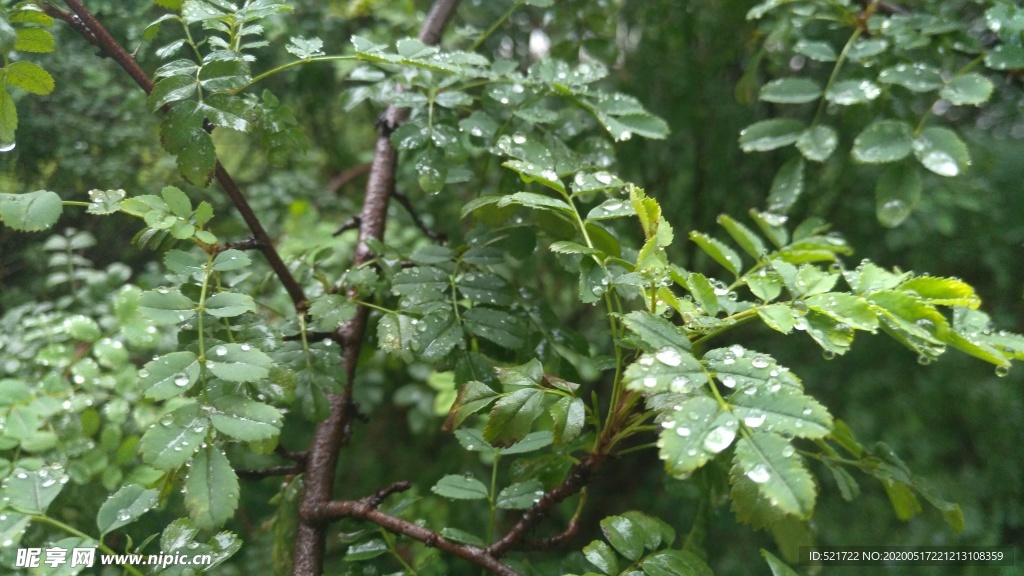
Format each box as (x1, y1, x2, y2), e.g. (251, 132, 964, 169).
(746, 464, 771, 483)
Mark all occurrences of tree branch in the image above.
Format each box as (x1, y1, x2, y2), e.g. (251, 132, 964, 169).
(487, 452, 605, 557)
(317, 485, 519, 576)
(61, 0, 308, 310)
(393, 190, 447, 243)
(293, 2, 461, 575)
(236, 464, 303, 479)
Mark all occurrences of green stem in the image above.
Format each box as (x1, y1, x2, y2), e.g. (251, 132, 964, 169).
(470, 1, 524, 52)
(233, 55, 356, 94)
(196, 254, 216, 399)
(486, 454, 501, 546)
(62, 201, 90, 207)
(914, 54, 986, 136)
(29, 515, 146, 576)
(813, 27, 863, 126)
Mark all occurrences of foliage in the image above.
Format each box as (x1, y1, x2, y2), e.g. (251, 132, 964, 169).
(0, 1, 1022, 575)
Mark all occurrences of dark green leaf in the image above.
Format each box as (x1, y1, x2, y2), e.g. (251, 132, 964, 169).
(496, 480, 545, 509)
(739, 119, 805, 152)
(185, 445, 239, 529)
(210, 395, 283, 441)
(912, 127, 970, 177)
(0, 190, 62, 231)
(139, 289, 196, 324)
(852, 120, 913, 163)
(206, 343, 273, 382)
(97, 485, 159, 535)
(483, 388, 545, 444)
(734, 433, 816, 517)
(140, 351, 201, 400)
(759, 78, 821, 104)
(875, 162, 922, 227)
(431, 474, 489, 500)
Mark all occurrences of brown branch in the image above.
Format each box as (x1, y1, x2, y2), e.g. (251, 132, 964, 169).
(293, 1, 461, 575)
(317, 485, 518, 576)
(514, 515, 582, 551)
(326, 162, 373, 194)
(236, 464, 303, 479)
(61, 0, 308, 310)
(331, 216, 361, 237)
(393, 190, 447, 243)
(488, 453, 605, 557)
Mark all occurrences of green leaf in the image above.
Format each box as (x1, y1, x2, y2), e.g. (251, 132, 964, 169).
(940, 73, 994, 106)
(0, 511, 30, 549)
(793, 39, 836, 62)
(766, 157, 804, 214)
(499, 430, 554, 455)
(0, 88, 16, 147)
(140, 351, 201, 400)
(621, 311, 692, 352)
(496, 480, 545, 509)
(598, 112, 670, 141)
(14, 28, 55, 53)
(97, 485, 159, 535)
(483, 388, 545, 444)
(5, 61, 54, 95)
(165, 249, 205, 279)
(498, 191, 573, 215)
(729, 385, 832, 438)
(140, 404, 208, 469)
(139, 289, 196, 324)
(185, 445, 240, 529)
(549, 397, 585, 444)
(161, 185, 192, 218)
(761, 549, 800, 576)
(878, 64, 942, 92)
(758, 78, 821, 104)
(583, 540, 619, 575)
(805, 292, 878, 331)
(463, 307, 525, 349)
(739, 119, 804, 152)
(875, 162, 922, 227)
(206, 343, 273, 382)
(912, 127, 970, 177)
(757, 304, 796, 333)
(684, 272, 720, 316)
(703, 346, 802, 392)
(734, 433, 816, 517)
(308, 295, 357, 331)
(86, 188, 127, 215)
(796, 125, 838, 162)
(458, 272, 514, 306)
(852, 120, 913, 164)
(503, 161, 565, 194)
(658, 396, 736, 477)
(717, 214, 767, 259)
(344, 538, 388, 561)
(148, 76, 197, 110)
(0, 190, 62, 231)
(431, 474, 489, 500)
(213, 249, 251, 271)
(642, 551, 714, 576)
(847, 38, 889, 61)
(600, 514, 646, 561)
(689, 232, 742, 277)
(985, 45, 1024, 70)
(411, 312, 464, 361)
(199, 59, 250, 94)
(286, 35, 324, 59)
(204, 292, 257, 318)
(1, 464, 67, 513)
(449, 380, 499, 429)
(900, 276, 980, 308)
(825, 79, 881, 105)
(5, 405, 37, 440)
(624, 347, 707, 394)
(210, 395, 283, 441)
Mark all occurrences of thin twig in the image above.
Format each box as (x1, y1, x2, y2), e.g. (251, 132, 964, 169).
(393, 190, 447, 243)
(61, 0, 308, 311)
(236, 464, 303, 479)
(514, 516, 582, 551)
(487, 453, 605, 557)
(293, 2, 461, 575)
(332, 216, 361, 237)
(317, 488, 518, 576)
(327, 162, 373, 194)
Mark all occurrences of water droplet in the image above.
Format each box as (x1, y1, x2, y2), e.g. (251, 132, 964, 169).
(655, 347, 682, 367)
(638, 356, 655, 366)
(41, 478, 57, 488)
(642, 377, 657, 388)
(73, 374, 86, 384)
(670, 376, 691, 392)
(512, 133, 527, 144)
(751, 356, 770, 369)
(0, 142, 15, 153)
(746, 465, 771, 483)
(916, 354, 932, 366)
(675, 426, 691, 437)
(215, 345, 228, 356)
(174, 374, 190, 387)
(117, 510, 132, 522)
(822, 350, 836, 360)
(782, 445, 796, 458)
(720, 376, 737, 389)
(240, 343, 251, 351)
(744, 412, 766, 428)
(703, 426, 736, 453)
(995, 365, 1010, 378)
(661, 420, 676, 429)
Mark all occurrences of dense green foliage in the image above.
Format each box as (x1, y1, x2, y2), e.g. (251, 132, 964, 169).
(0, 1, 1022, 575)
